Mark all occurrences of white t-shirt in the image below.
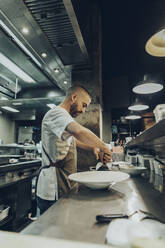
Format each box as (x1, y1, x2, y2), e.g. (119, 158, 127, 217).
(37, 106, 75, 201)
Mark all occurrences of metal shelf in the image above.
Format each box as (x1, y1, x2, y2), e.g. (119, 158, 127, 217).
(126, 119, 165, 156)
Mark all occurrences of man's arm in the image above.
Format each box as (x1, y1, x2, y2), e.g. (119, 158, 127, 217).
(76, 139, 100, 160)
(66, 121, 112, 163)
(76, 139, 94, 151)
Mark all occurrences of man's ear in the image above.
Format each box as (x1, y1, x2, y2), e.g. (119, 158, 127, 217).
(71, 94, 77, 103)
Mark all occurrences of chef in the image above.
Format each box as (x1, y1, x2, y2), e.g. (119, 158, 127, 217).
(36, 85, 112, 214)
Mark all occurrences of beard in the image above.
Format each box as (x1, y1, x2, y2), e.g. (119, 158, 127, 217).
(70, 103, 82, 117)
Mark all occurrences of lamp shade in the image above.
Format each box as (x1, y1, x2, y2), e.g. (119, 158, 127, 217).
(128, 104, 149, 111)
(145, 29, 165, 57)
(125, 111, 141, 120)
(128, 98, 149, 111)
(132, 74, 163, 94)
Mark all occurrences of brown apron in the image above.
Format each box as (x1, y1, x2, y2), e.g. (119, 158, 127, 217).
(56, 138, 78, 197)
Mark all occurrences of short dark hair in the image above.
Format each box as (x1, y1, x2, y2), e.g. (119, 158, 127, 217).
(66, 85, 91, 98)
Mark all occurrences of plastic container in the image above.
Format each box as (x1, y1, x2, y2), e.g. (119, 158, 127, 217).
(153, 104, 165, 123)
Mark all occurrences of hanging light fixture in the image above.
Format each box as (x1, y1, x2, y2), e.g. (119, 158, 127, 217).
(132, 74, 164, 94)
(128, 98, 149, 111)
(145, 29, 165, 57)
(125, 111, 141, 120)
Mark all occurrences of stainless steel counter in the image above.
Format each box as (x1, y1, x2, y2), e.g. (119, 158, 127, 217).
(22, 177, 165, 244)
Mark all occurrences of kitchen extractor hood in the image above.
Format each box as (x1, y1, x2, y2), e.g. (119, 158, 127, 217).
(0, 0, 89, 114)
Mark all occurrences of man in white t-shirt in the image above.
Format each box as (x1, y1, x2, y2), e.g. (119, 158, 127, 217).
(36, 86, 112, 214)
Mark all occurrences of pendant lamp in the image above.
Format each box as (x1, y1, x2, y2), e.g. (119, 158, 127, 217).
(128, 98, 149, 111)
(132, 74, 163, 94)
(145, 29, 165, 57)
(125, 111, 141, 120)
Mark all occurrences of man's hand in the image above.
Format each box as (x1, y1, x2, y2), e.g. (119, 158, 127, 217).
(100, 146, 112, 164)
(93, 147, 100, 160)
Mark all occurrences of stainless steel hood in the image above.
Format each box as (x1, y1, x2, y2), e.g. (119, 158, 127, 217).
(23, 0, 88, 65)
(0, 0, 88, 116)
(0, 0, 88, 115)
(0, 0, 71, 92)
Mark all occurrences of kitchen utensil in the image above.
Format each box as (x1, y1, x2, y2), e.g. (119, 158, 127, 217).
(96, 209, 165, 224)
(96, 211, 137, 223)
(96, 213, 128, 223)
(137, 209, 165, 224)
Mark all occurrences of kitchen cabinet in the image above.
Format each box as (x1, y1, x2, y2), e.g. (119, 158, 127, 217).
(0, 159, 41, 231)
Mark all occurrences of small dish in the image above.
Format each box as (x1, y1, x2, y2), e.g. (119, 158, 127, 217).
(119, 165, 147, 176)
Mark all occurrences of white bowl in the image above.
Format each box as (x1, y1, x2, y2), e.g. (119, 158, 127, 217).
(119, 166, 147, 176)
(68, 171, 129, 189)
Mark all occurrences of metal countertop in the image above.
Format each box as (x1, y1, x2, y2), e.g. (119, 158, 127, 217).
(22, 177, 165, 245)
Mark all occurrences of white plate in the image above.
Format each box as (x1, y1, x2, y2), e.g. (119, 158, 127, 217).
(112, 161, 131, 166)
(119, 166, 147, 176)
(68, 171, 129, 189)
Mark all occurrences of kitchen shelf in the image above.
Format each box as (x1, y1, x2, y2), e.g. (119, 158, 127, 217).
(0, 159, 41, 174)
(126, 119, 165, 156)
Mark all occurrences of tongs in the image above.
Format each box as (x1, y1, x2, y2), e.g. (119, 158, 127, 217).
(136, 209, 165, 224)
(96, 213, 129, 223)
(96, 209, 165, 224)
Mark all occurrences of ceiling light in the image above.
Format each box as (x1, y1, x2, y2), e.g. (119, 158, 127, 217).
(54, 68, 60, 73)
(0, 53, 35, 83)
(132, 74, 163, 94)
(146, 29, 165, 57)
(64, 81, 68, 84)
(133, 82, 163, 94)
(128, 104, 149, 111)
(128, 98, 149, 111)
(22, 27, 29, 34)
(1, 106, 20, 112)
(125, 114, 141, 120)
(47, 104, 56, 109)
(0, 20, 41, 67)
(12, 102, 22, 106)
(41, 53, 47, 58)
